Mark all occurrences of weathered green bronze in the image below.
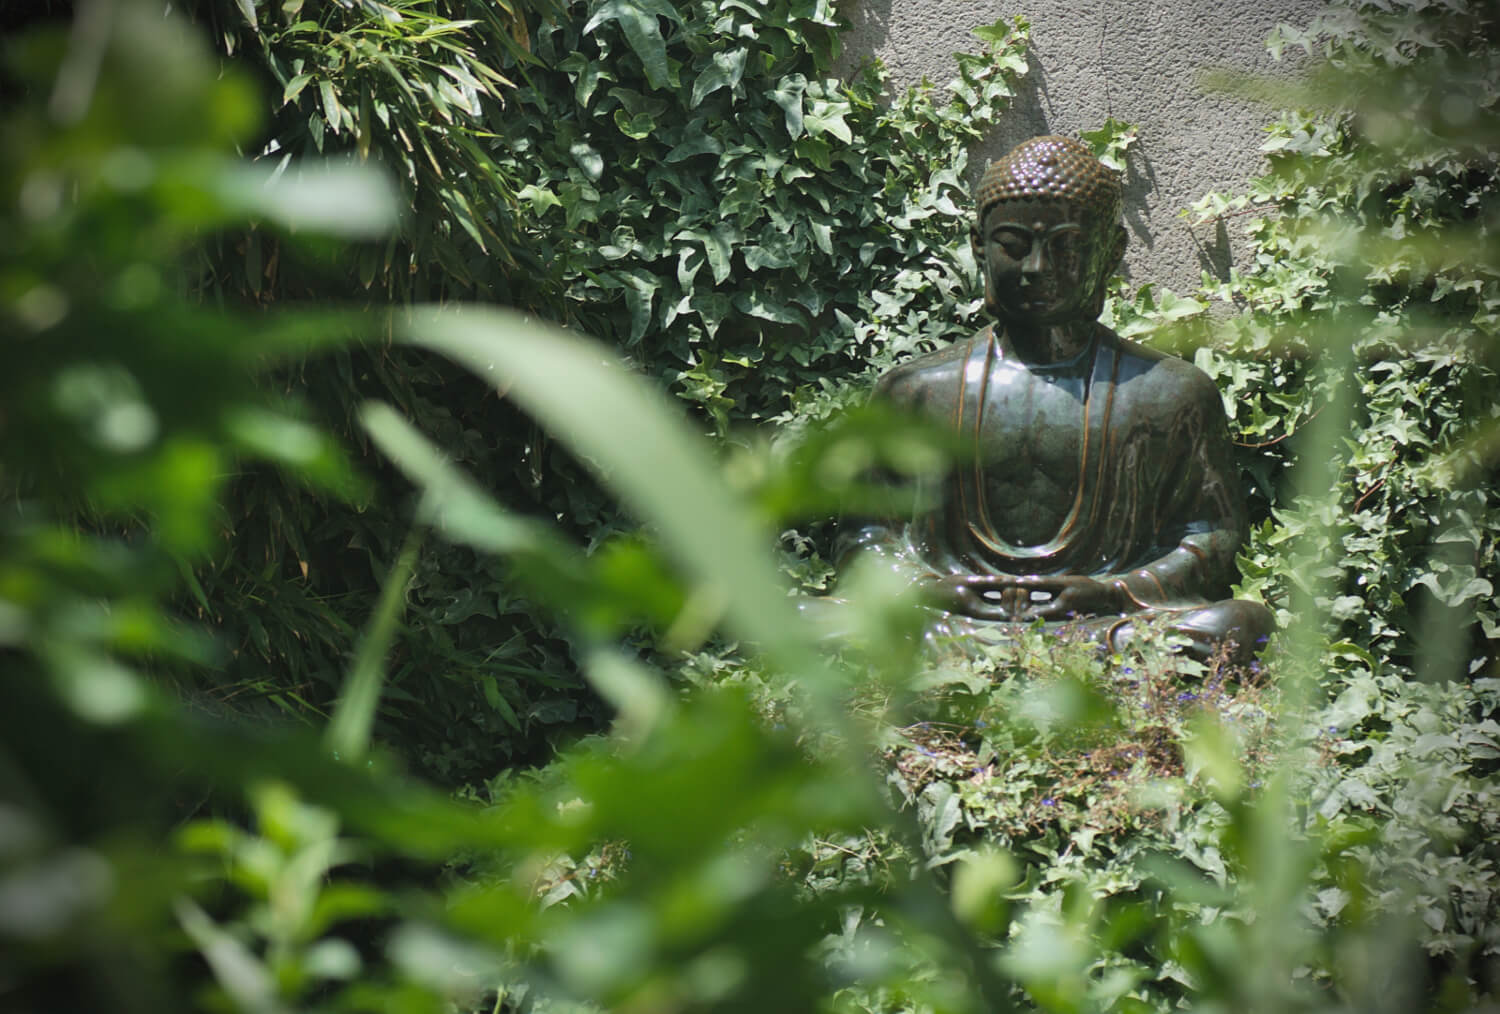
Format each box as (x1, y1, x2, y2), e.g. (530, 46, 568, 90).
(836, 135, 1274, 662)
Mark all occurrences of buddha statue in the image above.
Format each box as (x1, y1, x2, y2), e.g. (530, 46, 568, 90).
(834, 135, 1274, 663)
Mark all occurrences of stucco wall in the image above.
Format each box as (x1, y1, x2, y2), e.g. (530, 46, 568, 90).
(836, 0, 1327, 294)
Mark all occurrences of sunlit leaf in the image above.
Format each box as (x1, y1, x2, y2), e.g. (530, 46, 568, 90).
(215, 162, 399, 238)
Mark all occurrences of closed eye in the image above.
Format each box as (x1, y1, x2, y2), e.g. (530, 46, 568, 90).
(990, 228, 1031, 258)
(1044, 224, 1082, 252)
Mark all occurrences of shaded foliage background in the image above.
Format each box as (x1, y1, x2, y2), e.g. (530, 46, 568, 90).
(172, 0, 1032, 782)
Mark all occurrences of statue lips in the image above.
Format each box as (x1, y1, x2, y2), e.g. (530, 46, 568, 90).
(1013, 284, 1060, 315)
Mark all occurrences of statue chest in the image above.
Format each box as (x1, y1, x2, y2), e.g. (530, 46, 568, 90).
(968, 365, 1092, 542)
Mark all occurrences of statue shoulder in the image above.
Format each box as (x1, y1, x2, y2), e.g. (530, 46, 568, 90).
(871, 338, 975, 409)
(1109, 332, 1224, 412)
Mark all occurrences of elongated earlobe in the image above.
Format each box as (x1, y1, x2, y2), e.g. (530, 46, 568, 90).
(1108, 224, 1128, 273)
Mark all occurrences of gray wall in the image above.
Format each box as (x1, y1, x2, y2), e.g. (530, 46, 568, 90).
(837, 0, 1327, 294)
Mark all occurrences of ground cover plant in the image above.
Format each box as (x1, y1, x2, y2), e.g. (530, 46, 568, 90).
(1, 0, 1497, 1012)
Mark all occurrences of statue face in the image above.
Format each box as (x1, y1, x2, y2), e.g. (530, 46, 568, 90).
(974, 197, 1123, 326)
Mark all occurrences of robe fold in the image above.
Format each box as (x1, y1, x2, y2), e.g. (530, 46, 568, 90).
(842, 324, 1248, 617)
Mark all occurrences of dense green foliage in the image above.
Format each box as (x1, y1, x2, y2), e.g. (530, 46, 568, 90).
(2, 0, 1498, 1012)
(177, 0, 1032, 781)
(494, 1, 1024, 429)
(192, 0, 555, 296)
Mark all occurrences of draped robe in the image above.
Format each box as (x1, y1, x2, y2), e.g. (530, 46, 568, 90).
(838, 324, 1260, 650)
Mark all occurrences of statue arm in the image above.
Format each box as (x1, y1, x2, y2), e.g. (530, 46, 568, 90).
(830, 357, 961, 591)
(1112, 372, 1246, 609)
(829, 364, 927, 579)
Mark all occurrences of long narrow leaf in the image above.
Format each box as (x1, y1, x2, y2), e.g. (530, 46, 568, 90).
(325, 531, 420, 762)
(360, 401, 591, 586)
(399, 306, 807, 664)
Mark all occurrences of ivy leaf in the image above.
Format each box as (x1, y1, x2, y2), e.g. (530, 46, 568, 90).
(1156, 290, 1205, 320)
(1452, 577, 1494, 605)
(574, 60, 609, 107)
(613, 268, 661, 344)
(613, 109, 656, 139)
(676, 225, 735, 285)
(794, 135, 830, 170)
(971, 17, 1015, 43)
(570, 140, 605, 182)
(664, 128, 723, 163)
(517, 184, 561, 215)
(691, 48, 748, 108)
(772, 74, 807, 140)
(733, 290, 805, 325)
(583, 0, 683, 92)
(1079, 117, 1138, 172)
(675, 246, 703, 291)
(809, 220, 833, 255)
(743, 229, 800, 272)
(804, 105, 851, 144)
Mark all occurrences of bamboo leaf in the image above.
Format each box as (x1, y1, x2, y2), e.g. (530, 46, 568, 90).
(325, 532, 419, 763)
(282, 73, 313, 106)
(233, 0, 259, 31)
(318, 78, 343, 133)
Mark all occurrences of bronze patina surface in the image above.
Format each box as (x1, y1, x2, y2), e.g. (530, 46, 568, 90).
(836, 136, 1274, 662)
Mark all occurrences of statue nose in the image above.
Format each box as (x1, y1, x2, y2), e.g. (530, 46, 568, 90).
(1021, 243, 1046, 275)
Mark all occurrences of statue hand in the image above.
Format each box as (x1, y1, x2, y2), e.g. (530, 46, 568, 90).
(920, 574, 1131, 622)
(919, 575, 1035, 621)
(1012, 575, 1128, 621)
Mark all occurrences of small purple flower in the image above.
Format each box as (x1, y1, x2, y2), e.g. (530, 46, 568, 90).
(1123, 667, 1134, 675)
(1177, 692, 1197, 702)
(1041, 798, 1057, 807)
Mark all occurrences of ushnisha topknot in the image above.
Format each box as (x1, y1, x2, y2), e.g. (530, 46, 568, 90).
(976, 135, 1122, 224)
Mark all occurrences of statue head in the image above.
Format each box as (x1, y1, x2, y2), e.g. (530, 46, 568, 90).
(971, 136, 1127, 325)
